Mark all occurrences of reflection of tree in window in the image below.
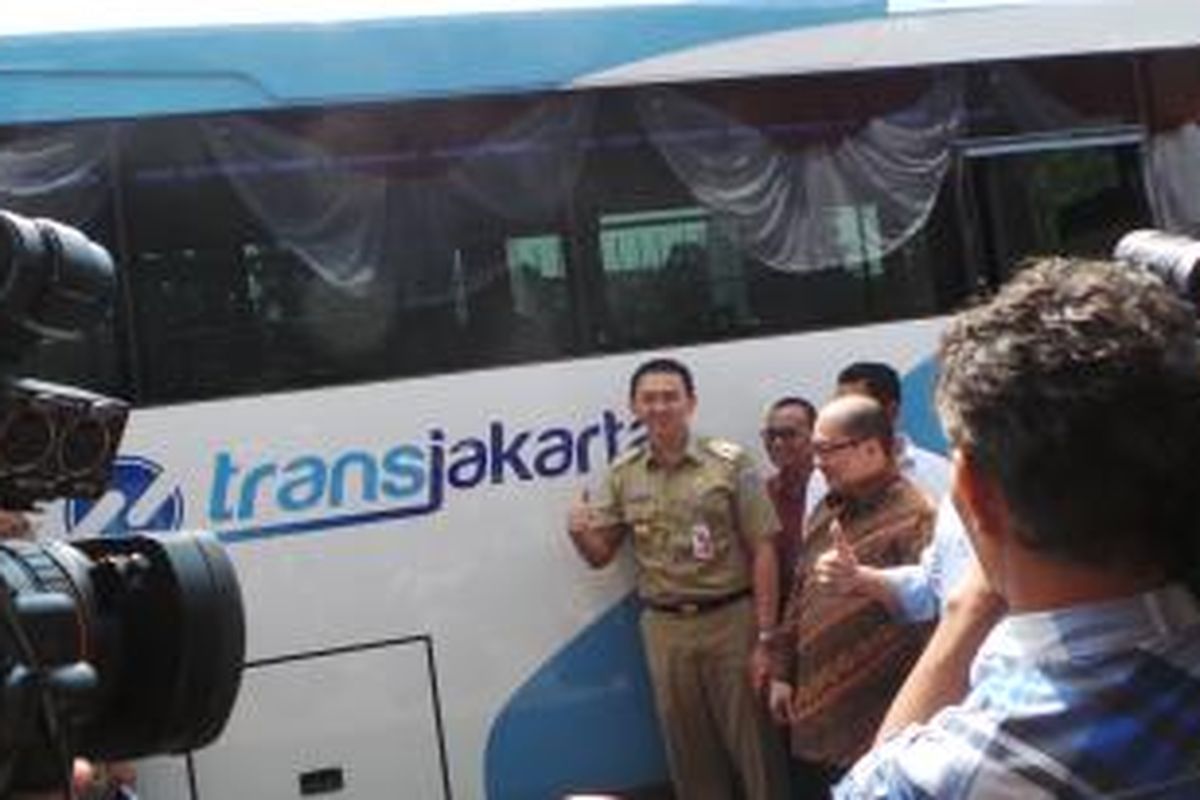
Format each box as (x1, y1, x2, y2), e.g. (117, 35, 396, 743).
(1041, 149, 1145, 257)
(662, 242, 714, 340)
(599, 207, 751, 346)
(462, 241, 563, 368)
(506, 234, 570, 341)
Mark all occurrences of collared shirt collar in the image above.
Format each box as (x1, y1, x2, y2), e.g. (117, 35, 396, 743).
(827, 471, 903, 518)
(646, 433, 703, 469)
(976, 583, 1200, 668)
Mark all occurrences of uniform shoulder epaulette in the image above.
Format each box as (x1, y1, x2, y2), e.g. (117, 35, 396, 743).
(705, 438, 743, 462)
(610, 444, 645, 469)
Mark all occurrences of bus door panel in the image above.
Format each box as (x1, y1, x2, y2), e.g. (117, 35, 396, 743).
(189, 639, 448, 799)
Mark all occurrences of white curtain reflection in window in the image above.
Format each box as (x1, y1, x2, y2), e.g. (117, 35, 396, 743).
(634, 74, 964, 273)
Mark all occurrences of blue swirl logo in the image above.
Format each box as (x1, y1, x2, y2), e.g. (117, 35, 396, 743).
(64, 455, 185, 536)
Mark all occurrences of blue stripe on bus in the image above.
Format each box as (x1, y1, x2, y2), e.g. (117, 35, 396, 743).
(484, 592, 668, 798)
(900, 355, 949, 456)
(215, 481, 444, 543)
(0, 1, 884, 124)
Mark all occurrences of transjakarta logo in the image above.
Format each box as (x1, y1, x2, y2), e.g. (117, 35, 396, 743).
(65, 455, 185, 536)
(66, 411, 640, 543)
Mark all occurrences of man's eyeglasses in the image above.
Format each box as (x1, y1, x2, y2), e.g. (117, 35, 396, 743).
(761, 427, 803, 442)
(812, 438, 863, 457)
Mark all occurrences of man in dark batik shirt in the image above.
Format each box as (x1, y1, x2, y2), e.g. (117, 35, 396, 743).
(768, 394, 934, 797)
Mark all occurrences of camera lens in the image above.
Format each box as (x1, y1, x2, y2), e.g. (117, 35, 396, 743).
(0, 531, 245, 789)
(1114, 229, 1200, 304)
(0, 403, 54, 473)
(58, 418, 109, 476)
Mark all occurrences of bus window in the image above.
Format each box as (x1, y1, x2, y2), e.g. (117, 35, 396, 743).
(596, 207, 751, 347)
(119, 98, 580, 404)
(481, 233, 571, 365)
(582, 78, 971, 353)
(963, 135, 1151, 285)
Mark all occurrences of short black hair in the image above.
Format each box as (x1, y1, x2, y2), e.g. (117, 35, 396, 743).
(769, 396, 817, 429)
(629, 357, 695, 399)
(837, 362, 902, 407)
(937, 257, 1200, 573)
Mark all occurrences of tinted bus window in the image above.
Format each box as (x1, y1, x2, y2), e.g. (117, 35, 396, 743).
(119, 99, 577, 404)
(579, 81, 969, 353)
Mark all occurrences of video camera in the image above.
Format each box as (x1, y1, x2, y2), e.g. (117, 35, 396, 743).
(0, 210, 244, 795)
(1114, 229, 1200, 309)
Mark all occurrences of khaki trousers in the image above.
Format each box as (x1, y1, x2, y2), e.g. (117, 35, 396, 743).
(640, 597, 788, 800)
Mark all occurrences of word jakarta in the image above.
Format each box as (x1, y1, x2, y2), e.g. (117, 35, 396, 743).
(208, 410, 641, 524)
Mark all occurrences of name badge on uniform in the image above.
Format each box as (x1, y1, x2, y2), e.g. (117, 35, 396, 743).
(691, 522, 715, 561)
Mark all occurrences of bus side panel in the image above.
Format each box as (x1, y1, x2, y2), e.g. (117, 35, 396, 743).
(48, 318, 944, 799)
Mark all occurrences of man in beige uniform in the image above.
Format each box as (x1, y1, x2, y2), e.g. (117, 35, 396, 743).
(568, 357, 788, 800)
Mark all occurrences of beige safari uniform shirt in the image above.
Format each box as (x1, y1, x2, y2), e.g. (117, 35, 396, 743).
(593, 435, 779, 604)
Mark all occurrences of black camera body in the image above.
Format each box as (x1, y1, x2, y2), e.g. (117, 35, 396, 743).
(0, 378, 129, 513)
(0, 209, 245, 795)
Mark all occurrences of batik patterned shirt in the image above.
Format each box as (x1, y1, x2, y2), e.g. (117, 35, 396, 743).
(772, 474, 934, 766)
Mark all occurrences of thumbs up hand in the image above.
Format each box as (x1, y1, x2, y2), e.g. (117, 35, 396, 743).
(566, 486, 624, 569)
(815, 519, 861, 595)
(768, 680, 795, 726)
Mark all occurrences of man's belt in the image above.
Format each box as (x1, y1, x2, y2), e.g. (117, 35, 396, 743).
(643, 589, 751, 616)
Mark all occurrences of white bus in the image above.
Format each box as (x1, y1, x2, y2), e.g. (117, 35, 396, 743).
(2, 0, 1199, 796)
